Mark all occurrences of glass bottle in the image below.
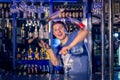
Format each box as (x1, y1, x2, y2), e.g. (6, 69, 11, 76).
(39, 24, 44, 39)
(35, 47, 40, 60)
(17, 47, 21, 60)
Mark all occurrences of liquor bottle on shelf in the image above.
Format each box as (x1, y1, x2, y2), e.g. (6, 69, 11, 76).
(4, 3, 6, 18)
(1, 4, 4, 18)
(31, 64, 34, 74)
(39, 24, 44, 39)
(39, 64, 42, 74)
(28, 48, 34, 60)
(4, 20, 9, 38)
(17, 47, 21, 60)
(21, 48, 26, 60)
(45, 51, 50, 60)
(0, 3, 3, 18)
(39, 49, 42, 60)
(7, 3, 11, 18)
(8, 21, 12, 40)
(23, 64, 27, 75)
(44, 4, 50, 18)
(0, 24, 2, 39)
(42, 49, 47, 60)
(46, 65, 50, 73)
(35, 47, 40, 60)
(42, 65, 46, 74)
(44, 24, 49, 39)
(5, 4, 9, 18)
(28, 27, 33, 39)
(40, 48, 45, 59)
(27, 64, 31, 74)
(21, 24, 25, 38)
(34, 64, 38, 74)
(34, 26, 38, 39)
(2, 43, 8, 56)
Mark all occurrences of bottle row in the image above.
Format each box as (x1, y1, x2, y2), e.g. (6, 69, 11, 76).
(92, 1, 120, 16)
(17, 64, 50, 75)
(17, 64, 64, 75)
(53, 4, 83, 18)
(17, 47, 50, 60)
(0, 2, 50, 19)
(0, 19, 12, 39)
(0, 2, 85, 19)
(20, 21, 49, 40)
(0, 3, 11, 18)
(0, 19, 81, 41)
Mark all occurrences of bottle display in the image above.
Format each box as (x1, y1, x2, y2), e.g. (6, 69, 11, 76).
(0, 0, 86, 75)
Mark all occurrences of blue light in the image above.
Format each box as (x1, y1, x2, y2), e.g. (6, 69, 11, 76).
(114, 33, 119, 38)
(53, 38, 61, 48)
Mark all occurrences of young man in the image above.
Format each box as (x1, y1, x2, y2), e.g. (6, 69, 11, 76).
(39, 21, 89, 74)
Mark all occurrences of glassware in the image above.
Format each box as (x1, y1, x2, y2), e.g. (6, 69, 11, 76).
(67, 17, 85, 29)
(45, 9, 65, 21)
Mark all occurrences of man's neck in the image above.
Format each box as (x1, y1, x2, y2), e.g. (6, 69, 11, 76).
(61, 35, 68, 45)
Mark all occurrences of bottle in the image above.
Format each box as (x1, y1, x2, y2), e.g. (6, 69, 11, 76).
(28, 48, 34, 60)
(4, 3, 7, 18)
(34, 64, 38, 74)
(40, 48, 45, 59)
(27, 64, 31, 74)
(45, 9, 65, 21)
(34, 26, 38, 39)
(117, 44, 120, 65)
(21, 49, 26, 60)
(17, 48, 21, 60)
(45, 5, 50, 18)
(35, 47, 40, 60)
(0, 3, 2, 18)
(4, 20, 9, 38)
(28, 27, 33, 39)
(1, 4, 4, 18)
(42, 49, 47, 60)
(2, 43, 9, 57)
(67, 17, 85, 29)
(31, 64, 34, 74)
(39, 24, 44, 39)
(45, 51, 50, 60)
(8, 21, 12, 39)
(21, 24, 25, 38)
(44, 24, 49, 39)
(0, 24, 2, 39)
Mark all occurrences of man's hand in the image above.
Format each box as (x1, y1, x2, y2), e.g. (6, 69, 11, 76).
(59, 46, 71, 55)
(38, 39, 51, 49)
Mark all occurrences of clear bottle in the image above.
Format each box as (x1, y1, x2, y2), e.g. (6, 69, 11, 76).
(39, 24, 44, 39)
(67, 17, 85, 29)
(34, 26, 38, 39)
(46, 9, 65, 21)
(44, 24, 49, 39)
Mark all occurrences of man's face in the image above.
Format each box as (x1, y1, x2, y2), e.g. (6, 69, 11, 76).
(53, 23, 66, 40)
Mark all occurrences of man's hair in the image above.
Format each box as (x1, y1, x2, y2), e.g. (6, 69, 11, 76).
(52, 21, 67, 30)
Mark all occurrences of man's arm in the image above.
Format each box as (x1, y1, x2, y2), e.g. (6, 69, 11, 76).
(69, 29, 88, 48)
(59, 29, 88, 55)
(46, 48, 59, 66)
(38, 40, 59, 66)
